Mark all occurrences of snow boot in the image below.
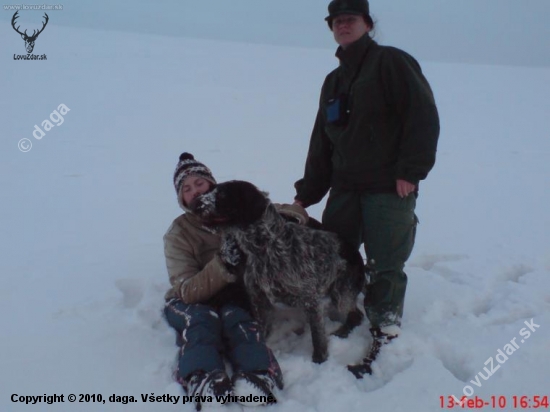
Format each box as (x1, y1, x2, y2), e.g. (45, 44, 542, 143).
(347, 325, 400, 378)
(231, 370, 281, 406)
(186, 369, 232, 411)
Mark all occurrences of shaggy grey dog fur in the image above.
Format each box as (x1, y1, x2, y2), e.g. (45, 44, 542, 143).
(190, 180, 365, 363)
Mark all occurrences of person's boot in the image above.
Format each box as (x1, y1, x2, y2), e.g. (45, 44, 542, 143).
(347, 325, 400, 378)
(186, 369, 232, 411)
(231, 370, 282, 406)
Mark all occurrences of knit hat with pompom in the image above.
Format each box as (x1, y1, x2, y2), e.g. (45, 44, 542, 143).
(173, 152, 217, 209)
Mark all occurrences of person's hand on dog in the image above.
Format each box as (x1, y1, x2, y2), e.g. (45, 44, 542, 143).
(276, 203, 309, 225)
(219, 235, 241, 266)
(218, 234, 246, 276)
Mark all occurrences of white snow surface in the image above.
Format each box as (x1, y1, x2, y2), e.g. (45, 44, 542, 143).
(1, 21, 550, 412)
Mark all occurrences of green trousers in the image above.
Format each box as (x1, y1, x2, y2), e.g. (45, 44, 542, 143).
(322, 190, 418, 328)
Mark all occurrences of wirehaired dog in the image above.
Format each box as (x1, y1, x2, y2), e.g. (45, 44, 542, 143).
(190, 180, 365, 363)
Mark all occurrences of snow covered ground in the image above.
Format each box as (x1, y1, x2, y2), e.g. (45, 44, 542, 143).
(1, 18, 550, 412)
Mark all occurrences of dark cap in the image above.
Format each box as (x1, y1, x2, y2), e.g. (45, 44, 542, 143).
(325, 0, 370, 23)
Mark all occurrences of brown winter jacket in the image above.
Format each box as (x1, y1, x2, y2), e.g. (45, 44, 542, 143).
(164, 213, 236, 303)
(163, 203, 309, 303)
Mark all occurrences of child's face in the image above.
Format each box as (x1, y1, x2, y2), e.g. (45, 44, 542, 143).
(181, 176, 212, 207)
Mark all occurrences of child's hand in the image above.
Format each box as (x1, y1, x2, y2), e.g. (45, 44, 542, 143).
(219, 235, 243, 268)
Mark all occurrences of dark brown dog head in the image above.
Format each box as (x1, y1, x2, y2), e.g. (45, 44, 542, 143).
(190, 180, 270, 227)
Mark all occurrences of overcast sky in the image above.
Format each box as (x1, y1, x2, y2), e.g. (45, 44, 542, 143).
(2, 0, 549, 67)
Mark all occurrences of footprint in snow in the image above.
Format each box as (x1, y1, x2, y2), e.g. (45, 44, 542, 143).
(115, 278, 144, 309)
(410, 253, 469, 271)
(498, 263, 534, 283)
(410, 253, 470, 285)
(434, 341, 475, 383)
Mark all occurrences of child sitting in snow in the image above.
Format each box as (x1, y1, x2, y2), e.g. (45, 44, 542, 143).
(163, 152, 307, 411)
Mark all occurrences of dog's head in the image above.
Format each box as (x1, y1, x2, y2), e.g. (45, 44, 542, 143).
(190, 180, 270, 227)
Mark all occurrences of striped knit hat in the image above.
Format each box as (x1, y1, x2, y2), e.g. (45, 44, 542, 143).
(173, 152, 217, 208)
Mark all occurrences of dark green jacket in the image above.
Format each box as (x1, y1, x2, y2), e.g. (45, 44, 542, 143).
(295, 34, 440, 207)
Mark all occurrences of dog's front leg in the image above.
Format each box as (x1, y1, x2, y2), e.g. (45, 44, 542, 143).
(306, 304, 328, 364)
(249, 292, 273, 340)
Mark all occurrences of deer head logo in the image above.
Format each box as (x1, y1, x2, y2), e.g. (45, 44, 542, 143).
(11, 11, 49, 54)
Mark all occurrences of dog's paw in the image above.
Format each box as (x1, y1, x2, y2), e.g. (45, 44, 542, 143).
(312, 351, 328, 364)
(331, 324, 352, 338)
(331, 308, 364, 338)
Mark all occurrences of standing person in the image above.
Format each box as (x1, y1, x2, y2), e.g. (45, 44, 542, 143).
(163, 153, 284, 411)
(294, 0, 440, 378)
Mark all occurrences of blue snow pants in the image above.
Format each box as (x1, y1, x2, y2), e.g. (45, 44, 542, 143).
(164, 298, 282, 383)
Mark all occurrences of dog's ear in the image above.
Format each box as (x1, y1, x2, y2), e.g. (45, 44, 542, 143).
(234, 181, 270, 226)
